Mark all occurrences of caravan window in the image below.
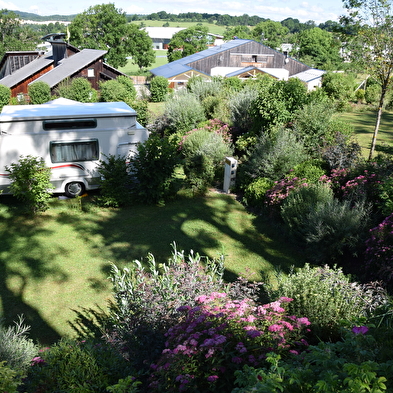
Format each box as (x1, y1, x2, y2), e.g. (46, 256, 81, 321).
(50, 140, 99, 163)
(43, 118, 97, 130)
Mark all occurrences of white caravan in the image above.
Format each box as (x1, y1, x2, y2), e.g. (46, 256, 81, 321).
(0, 98, 149, 197)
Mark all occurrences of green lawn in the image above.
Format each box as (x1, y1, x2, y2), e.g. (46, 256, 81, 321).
(338, 109, 393, 156)
(0, 191, 304, 345)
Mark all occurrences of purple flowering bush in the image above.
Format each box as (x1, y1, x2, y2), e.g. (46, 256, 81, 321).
(364, 214, 393, 291)
(149, 292, 310, 392)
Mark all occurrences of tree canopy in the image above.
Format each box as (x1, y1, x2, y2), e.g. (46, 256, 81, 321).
(341, 0, 393, 159)
(167, 26, 211, 62)
(68, 4, 153, 69)
(252, 20, 289, 50)
(0, 9, 40, 58)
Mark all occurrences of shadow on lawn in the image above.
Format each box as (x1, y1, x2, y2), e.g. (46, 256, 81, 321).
(0, 197, 68, 345)
(1, 191, 305, 345)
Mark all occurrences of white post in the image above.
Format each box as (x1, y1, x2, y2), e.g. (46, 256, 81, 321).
(223, 157, 237, 193)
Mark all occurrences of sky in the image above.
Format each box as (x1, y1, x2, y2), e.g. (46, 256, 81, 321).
(0, 0, 349, 24)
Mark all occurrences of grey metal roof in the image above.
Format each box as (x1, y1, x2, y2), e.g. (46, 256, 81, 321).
(0, 53, 54, 88)
(290, 68, 325, 83)
(32, 49, 107, 88)
(225, 66, 257, 77)
(150, 39, 253, 78)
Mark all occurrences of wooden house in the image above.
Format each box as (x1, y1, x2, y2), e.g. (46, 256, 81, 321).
(0, 33, 126, 99)
(150, 39, 324, 90)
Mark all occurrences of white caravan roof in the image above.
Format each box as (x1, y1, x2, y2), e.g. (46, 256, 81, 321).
(0, 98, 137, 123)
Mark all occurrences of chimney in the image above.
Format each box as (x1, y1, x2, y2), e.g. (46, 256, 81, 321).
(41, 33, 67, 67)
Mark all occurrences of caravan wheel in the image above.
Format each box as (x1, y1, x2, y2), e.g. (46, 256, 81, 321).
(65, 182, 84, 198)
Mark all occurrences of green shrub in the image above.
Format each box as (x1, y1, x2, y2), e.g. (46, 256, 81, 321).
(165, 90, 206, 135)
(265, 264, 387, 342)
(186, 76, 222, 101)
(228, 85, 259, 133)
(238, 128, 308, 187)
(56, 77, 97, 102)
(129, 133, 181, 204)
(5, 155, 53, 214)
(181, 126, 233, 194)
(97, 154, 132, 207)
(233, 329, 393, 393)
(280, 182, 334, 237)
(22, 339, 132, 393)
(291, 160, 326, 183)
(243, 177, 274, 209)
(128, 98, 149, 126)
(28, 81, 51, 104)
(0, 316, 38, 373)
(293, 101, 337, 157)
(0, 361, 20, 393)
(149, 75, 168, 102)
(0, 84, 10, 110)
(365, 83, 381, 105)
(116, 75, 137, 101)
(281, 183, 371, 262)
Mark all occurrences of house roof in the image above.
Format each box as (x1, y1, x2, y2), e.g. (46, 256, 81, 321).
(0, 53, 54, 88)
(291, 68, 325, 83)
(151, 39, 253, 79)
(143, 27, 185, 40)
(32, 49, 107, 88)
(212, 66, 289, 80)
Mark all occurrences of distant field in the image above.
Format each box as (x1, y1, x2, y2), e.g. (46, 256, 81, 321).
(119, 50, 168, 75)
(132, 20, 228, 36)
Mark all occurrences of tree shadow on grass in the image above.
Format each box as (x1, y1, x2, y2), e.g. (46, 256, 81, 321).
(0, 198, 69, 345)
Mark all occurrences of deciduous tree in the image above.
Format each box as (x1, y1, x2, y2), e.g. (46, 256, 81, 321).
(69, 4, 153, 69)
(341, 0, 393, 159)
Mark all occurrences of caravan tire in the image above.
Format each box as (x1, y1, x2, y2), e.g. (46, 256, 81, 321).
(65, 182, 84, 198)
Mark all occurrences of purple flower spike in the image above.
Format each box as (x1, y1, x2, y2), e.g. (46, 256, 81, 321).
(352, 326, 369, 335)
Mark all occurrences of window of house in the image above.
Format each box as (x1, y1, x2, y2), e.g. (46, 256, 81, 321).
(87, 68, 95, 77)
(50, 140, 99, 163)
(252, 55, 258, 62)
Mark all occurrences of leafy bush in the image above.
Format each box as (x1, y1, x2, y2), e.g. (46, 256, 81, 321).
(233, 328, 393, 393)
(291, 159, 326, 184)
(281, 183, 371, 262)
(165, 90, 206, 135)
(322, 71, 355, 104)
(0, 83, 10, 110)
(97, 154, 132, 207)
(5, 155, 53, 214)
(265, 176, 309, 207)
(186, 76, 222, 101)
(180, 122, 233, 194)
(149, 293, 310, 392)
(128, 98, 149, 126)
(0, 316, 37, 372)
(364, 214, 393, 292)
(293, 101, 337, 157)
(129, 133, 181, 205)
(104, 244, 227, 369)
(228, 85, 259, 134)
(321, 131, 361, 170)
(243, 177, 274, 209)
(0, 361, 20, 393)
(239, 128, 308, 188)
(149, 76, 169, 102)
(56, 77, 97, 102)
(28, 81, 51, 104)
(22, 339, 132, 393)
(265, 264, 388, 342)
(116, 75, 137, 101)
(365, 83, 381, 105)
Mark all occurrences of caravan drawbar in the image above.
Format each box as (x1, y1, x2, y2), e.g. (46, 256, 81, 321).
(0, 98, 149, 197)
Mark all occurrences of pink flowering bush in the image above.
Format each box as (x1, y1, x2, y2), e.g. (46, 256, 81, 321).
(265, 175, 309, 207)
(149, 293, 310, 392)
(364, 214, 393, 291)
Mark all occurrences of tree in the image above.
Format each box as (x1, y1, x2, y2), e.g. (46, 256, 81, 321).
(127, 24, 155, 70)
(223, 25, 252, 41)
(0, 85, 10, 110)
(341, 0, 393, 160)
(68, 4, 153, 69)
(252, 20, 289, 49)
(296, 27, 342, 69)
(0, 9, 40, 58)
(167, 26, 211, 62)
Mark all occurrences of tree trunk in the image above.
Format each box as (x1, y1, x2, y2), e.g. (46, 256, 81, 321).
(368, 85, 387, 160)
